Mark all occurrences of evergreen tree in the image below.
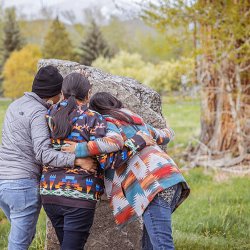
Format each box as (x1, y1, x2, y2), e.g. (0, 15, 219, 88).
(1, 8, 24, 62)
(0, 8, 24, 96)
(79, 21, 113, 66)
(42, 17, 74, 60)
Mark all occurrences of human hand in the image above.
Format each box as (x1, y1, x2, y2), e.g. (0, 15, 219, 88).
(136, 131, 156, 146)
(74, 157, 97, 174)
(61, 141, 77, 153)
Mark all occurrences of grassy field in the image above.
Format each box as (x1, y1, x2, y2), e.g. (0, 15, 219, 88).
(0, 98, 249, 250)
(162, 97, 200, 146)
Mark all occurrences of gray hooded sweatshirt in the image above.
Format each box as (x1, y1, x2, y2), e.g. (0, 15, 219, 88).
(0, 92, 75, 180)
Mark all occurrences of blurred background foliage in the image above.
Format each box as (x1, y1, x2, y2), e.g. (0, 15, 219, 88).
(3, 44, 41, 98)
(0, 2, 195, 98)
(93, 51, 194, 93)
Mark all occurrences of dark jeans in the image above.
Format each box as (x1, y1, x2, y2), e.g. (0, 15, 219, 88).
(43, 204, 95, 250)
(142, 184, 182, 250)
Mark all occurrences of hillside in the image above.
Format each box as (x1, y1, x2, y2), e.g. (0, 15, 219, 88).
(18, 18, 183, 62)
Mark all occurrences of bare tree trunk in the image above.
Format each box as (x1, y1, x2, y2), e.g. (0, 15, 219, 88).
(193, 57, 250, 167)
(189, 0, 250, 169)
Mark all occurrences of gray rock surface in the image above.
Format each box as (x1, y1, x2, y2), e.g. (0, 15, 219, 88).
(38, 59, 166, 129)
(39, 59, 166, 250)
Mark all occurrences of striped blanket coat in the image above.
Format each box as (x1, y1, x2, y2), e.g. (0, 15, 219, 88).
(75, 108, 190, 225)
(103, 109, 190, 226)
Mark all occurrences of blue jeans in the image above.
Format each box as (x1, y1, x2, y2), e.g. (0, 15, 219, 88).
(0, 179, 41, 250)
(142, 184, 182, 250)
(43, 204, 96, 250)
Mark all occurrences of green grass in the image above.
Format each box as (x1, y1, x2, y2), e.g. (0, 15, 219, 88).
(173, 168, 250, 250)
(162, 96, 201, 147)
(0, 98, 249, 250)
(162, 96, 200, 164)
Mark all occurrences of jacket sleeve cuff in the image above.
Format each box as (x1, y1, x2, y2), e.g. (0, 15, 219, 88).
(75, 142, 90, 158)
(125, 134, 146, 153)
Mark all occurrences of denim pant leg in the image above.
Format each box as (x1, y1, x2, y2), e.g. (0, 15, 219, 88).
(142, 224, 154, 250)
(0, 197, 11, 221)
(142, 184, 182, 250)
(44, 204, 96, 250)
(0, 181, 11, 220)
(0, 179, 41, 250)
(142, 196, 173, 250)
(43, 204, 64, 245)
(62, 206, 96, 250)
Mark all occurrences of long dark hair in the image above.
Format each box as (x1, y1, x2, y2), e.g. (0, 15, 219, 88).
(89, 92, 136, 124)
(52, 72, 91, 139)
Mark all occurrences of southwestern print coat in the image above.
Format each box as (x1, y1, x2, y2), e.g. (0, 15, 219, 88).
(40, 100, 124, 208)
(101, 109, 190, 226)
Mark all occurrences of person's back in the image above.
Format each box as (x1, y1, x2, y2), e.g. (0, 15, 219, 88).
(104, 107, 189, 216)
(41, 72, 124, 250)
(41, 101, 107, 208)
(0, 93, 59, 179)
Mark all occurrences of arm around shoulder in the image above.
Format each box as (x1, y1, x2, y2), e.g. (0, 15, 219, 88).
(75, 120, 124, 158)
(30, 110, 75, 168)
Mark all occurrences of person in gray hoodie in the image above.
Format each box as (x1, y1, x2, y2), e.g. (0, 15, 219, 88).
(0, 66, 96, 250)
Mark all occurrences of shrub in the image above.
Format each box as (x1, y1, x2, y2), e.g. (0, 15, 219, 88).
(93, 51, 194, 94)
(3, 44, 41, 99)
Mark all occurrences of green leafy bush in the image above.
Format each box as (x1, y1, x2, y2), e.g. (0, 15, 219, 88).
(93, 51, 194, 94)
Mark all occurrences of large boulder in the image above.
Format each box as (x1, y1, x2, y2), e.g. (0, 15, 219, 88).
(39, 59, 166, 250)
(39, 59, 166, 129)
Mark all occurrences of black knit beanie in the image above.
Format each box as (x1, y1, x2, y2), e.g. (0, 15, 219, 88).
(32, 65, 63, 99)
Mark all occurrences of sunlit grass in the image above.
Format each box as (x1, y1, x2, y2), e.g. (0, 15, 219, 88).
(162, 96, 200, 148)
(173, 168, 250, 250)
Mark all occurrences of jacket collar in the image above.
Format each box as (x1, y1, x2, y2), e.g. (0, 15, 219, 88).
(24, 92, 50, 109)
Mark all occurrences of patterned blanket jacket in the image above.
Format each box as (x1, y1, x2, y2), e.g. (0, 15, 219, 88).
(75, 108, 190, 225)
(40, 100, 125, 208)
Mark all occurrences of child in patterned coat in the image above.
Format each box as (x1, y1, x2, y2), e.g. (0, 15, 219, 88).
(40, 73, 126, 250)
(86, 92, 190, 250)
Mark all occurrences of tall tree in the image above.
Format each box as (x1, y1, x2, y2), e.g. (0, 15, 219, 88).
(42, 17, 74, 60)
(143, 0, 250, 168)
(79, 20, 113, 66)
(0, 7, 24, 96)
(1, 8, 24, 62)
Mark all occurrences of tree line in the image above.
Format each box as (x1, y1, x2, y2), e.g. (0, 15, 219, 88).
(0, 8, 114, 98)
(0, 6, 196, 99)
